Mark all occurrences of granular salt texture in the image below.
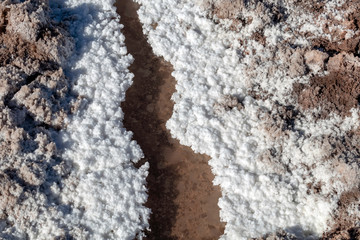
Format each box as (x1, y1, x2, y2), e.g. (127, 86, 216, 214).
(0, 0, 149, 239)
(51, 0, 150, 239)
(135, 0, 360, 239)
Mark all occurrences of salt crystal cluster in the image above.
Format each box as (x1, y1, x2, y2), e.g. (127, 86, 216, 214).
(135, 0, 360, 238)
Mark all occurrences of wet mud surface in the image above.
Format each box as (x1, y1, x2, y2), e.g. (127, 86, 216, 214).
(116, 1, 225, 239)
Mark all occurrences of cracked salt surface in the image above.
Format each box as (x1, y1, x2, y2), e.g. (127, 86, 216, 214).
(135, 0, 360, 239)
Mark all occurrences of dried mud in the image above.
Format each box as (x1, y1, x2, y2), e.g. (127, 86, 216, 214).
(116, 1, 225, 239)
(0, 0, 77, 237)
(294, 52, 360, 118)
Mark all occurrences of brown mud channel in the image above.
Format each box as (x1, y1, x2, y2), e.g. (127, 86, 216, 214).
(115, 1, 225, 239)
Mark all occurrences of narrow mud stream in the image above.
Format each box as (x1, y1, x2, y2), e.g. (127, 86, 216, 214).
(115, 1, 225, 239)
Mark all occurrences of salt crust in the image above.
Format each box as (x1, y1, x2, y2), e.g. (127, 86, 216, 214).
(50, 0, 149, 239)
(134, 0, 360, 239)
(0, 1, 149, 238)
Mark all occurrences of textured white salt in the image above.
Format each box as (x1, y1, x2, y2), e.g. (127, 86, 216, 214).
(134, 0, 359, 239)
(50, 0, 150, 239)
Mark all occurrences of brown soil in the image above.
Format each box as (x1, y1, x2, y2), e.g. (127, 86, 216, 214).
(292, 1, 360, 120)
(294, 52, 360, 118)
(311, 0, 360, 54)
(202, 0, 286, 30)
(116, 1, 225, 239)
(322, 188, 360, 240)
(254, 230, 297, 240)
(205, 0, 244, 19)
(0, 0, 78, 237)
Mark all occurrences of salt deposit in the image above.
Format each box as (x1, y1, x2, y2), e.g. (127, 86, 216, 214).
(2, 0, 359, 239)
(0, 0, 149, 239)
(134, 0, 360, 239)
(53, 0, 150, 239)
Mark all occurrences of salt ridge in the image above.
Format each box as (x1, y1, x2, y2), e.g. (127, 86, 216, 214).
(51, 0, 149, 239)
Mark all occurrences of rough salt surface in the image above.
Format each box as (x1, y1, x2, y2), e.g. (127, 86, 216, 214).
(0, 0, 149, 239)
(135, 0, 360, 239)
(53, 0, 150, 239)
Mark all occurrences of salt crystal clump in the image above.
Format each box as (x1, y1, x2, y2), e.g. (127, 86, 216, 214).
(214, 95, 243, 114)
(304, 50, 329, 73)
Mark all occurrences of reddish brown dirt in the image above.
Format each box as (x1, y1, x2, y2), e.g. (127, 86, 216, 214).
(311, 0, 360, 54)
(115, 1, 225, 239)
(293, 52, 360, 118)
(322, 188, 360, 240)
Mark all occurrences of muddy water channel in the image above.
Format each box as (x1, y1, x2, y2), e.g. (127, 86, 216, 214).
(115, 1, 225, 239)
